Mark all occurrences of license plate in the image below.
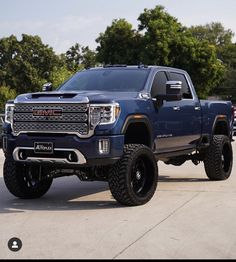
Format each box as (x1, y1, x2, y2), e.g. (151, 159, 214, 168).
(34, 142, 54, 154)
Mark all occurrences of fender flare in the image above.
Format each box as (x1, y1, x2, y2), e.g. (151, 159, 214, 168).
(121, 115, 153, 147)
(212, 115, 229, 137)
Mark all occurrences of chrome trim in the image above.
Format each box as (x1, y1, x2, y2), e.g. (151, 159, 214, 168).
(166, 81, 182, 90)
(12, 129, 95, 138)
(173, 106, 180, 111)
(139, 92, 150, 99)
(14, 103, 88, 112)
(90, 103, 120, 107)
(13, 147, 87, 165)
(15, 96, 89, 104)
(16, 100, 89, 104)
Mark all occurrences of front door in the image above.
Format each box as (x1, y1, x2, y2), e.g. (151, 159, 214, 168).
(150, 71, 201, 153)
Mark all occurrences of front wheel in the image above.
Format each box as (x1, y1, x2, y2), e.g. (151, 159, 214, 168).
(204, 135, 233, 181)
(108, 144, 158, 206)
(3, 157, 53, 199)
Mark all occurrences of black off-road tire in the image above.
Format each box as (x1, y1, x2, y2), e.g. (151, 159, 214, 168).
(3, 156, 53, 199)
(204, 135, 233, 181)
(108, 144, 158, 206)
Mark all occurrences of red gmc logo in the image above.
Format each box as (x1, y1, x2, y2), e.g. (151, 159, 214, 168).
(33, 109, 62, 117)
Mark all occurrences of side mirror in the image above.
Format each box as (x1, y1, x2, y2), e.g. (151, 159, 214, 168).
(166, 81, 182, 95)
(155, 81, 182, 102)
(42, 83, 53, 92)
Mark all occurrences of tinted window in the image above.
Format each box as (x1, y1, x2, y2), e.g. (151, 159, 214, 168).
(151, 71, 168, 97)
(59, 69, 149, 92)
(170, 72, 193, 99)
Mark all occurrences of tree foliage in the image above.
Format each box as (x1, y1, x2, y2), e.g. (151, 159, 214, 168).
(65, 43, 97, 71)
(138, 5, 185, 65)
(96, 6, 225, 98)
(214, 43, 236, 102)
(0, 34, 61, 94)
(96, 19, 141, 64)
(0, 86, 16, 112)
(190, 23, 236, 102)
(49, 65, 74, 89)
(189, 22, 234, 47)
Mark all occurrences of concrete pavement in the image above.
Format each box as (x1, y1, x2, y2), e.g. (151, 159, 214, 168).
(0, 142, 236, 259)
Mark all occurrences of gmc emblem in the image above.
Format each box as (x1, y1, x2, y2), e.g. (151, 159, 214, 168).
(33, 109, 62, 117)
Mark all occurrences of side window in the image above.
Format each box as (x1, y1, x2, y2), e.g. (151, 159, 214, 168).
(151, 71, 168, 97)
(170, 72, 193, 99)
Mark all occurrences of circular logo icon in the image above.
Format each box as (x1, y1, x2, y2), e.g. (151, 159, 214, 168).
(8, 237, 22, 252)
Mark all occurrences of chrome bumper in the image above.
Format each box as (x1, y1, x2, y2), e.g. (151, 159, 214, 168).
(13, 147, 87, 165)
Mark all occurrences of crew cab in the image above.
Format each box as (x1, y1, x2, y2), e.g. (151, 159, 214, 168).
(1, 66, 234, 206)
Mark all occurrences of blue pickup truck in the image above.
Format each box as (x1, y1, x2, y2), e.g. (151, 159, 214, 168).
(2, 65, 235, 206)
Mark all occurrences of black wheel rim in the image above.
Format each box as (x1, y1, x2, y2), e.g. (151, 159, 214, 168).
(131, 155, 155, 197)
(21, 165, 42, 188)
(221, 143, 232, 173)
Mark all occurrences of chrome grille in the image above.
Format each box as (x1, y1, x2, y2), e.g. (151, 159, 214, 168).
(13, 103, 89, 136)
(14, 103, 88, 112)
(13, 112, 87, 122)
(13, 122, 88, 135)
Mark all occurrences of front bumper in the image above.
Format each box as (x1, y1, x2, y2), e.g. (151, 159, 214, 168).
(2, 133, 124, 166)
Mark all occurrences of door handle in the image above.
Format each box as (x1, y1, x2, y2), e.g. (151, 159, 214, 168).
(194, 106, 201, 111)
(173, 106, 180, 111)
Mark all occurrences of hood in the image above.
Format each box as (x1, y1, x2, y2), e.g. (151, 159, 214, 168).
(14, 90, 140, 104)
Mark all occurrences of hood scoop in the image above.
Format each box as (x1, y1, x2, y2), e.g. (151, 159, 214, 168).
(31, 92, 78, 99)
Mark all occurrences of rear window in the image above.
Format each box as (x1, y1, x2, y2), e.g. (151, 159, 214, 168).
(59, 69, 150, 92)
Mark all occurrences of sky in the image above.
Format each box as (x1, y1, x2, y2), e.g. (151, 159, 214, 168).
(0, 0, 236, 54)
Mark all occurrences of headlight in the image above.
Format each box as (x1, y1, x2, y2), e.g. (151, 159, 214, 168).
(90, 103, 120, 127)
(5, 103, 15, 124)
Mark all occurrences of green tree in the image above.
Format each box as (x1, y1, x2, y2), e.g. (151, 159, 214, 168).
(96, 19, 141, 64)
(65, 43, 83, 71)
(189, 22, 234, 47)
(138, 5, 185, 65)
(190, 23, 236, 102)
(214, 44, 236, 103)
(0, 86, 17, 112)
(81, 46, 97, 68)
(49, 65, 74, 89)
(0, 34, 61, 94)
(96, 6, 225, 98)
(65, 43, 97, 71)
(138, 6, 225, 98)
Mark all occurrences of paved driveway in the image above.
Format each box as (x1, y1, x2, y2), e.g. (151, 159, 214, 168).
(0, 142, 236, 259)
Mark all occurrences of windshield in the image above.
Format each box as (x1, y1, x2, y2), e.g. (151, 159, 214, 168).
(58, 69, 150, 92)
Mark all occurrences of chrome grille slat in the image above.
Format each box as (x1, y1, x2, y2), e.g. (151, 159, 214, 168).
(14, 104, 88, 113)
(14, 112, 87, 122)
(13, 122, 88, 135)
(13, 103, 89, 136)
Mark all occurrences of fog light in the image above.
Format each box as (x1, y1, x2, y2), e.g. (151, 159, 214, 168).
(67, 152, 78, 162)
(99, 139, 110, 155)
(19, 150, 27, 160)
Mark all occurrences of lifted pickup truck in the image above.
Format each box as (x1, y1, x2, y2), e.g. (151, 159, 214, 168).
(2, 66, 235, 206)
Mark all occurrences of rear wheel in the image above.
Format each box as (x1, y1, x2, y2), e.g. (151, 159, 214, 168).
(204, 135, 233, 181)
(108, 144, 158, 206)
(4, 156, 53, 199)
